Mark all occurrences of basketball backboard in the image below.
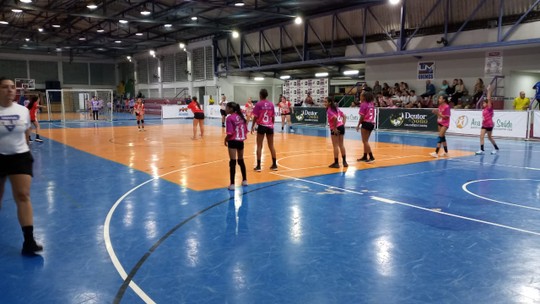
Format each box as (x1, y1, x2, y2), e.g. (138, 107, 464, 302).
(15, 78, 36, 90)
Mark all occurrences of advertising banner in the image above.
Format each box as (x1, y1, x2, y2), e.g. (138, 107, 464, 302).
(341, 107, 378, 128)
(162, 105, 194, 119)
(206, 105, 283, 122)
(417, 61, 435, 80)
(535, 111, 540, 138)
(378, 108, 438, 131)
(291, 107, 326, 125)
(448, 110, 528, 138)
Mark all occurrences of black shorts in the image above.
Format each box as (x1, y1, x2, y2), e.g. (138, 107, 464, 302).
(0, 152, 33, 177)
(281, 113, 291, 116)
(332, 125, 345, 135)
(361, 122, 375, 131)
(194, 112, 205, 120)
(257, 125, 274, 135)
(220, 109, 227, 117)
(482, 126, 493, 131)
(227, 140, 245, 150)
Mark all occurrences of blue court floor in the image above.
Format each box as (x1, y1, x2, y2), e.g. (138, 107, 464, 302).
(1, 118, 539, 304)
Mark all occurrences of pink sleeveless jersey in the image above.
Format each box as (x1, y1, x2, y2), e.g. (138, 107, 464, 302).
(482, 105, 494, 128)
(437, 103, 451, 127)
(253, 99, 275, 128)
(226, 113, 248, 141)
(359, 102, 375, 123)
(327, 107, 344, 130)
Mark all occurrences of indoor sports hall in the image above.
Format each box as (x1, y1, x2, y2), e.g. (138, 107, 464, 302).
(1, 117, 539, 303)
(1, 0, 540, 303)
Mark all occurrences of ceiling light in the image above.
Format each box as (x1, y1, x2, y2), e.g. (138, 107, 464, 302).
(12, 9, 23, 13)
(254, 77, 265, 81)
(79, 37, 86, 41)
(140, 9, 151, 16)
(127, 56, 131, 60)
(135, 32, 143, 36)
(96, 48, 106, 51)
(97, 28, 104, 33)
(179, 42, 185, 48)
(232, 30, 239, 38)
(279, 75, 291, 80)
(38, 28, 43, 32)
(389, 0, 400, 4)
(343, 70, 359, 76)
(294, 16, 302, 25)
(52, 24, 61, 28)
(56, 48, 62, 52)
(0, 21, 9, 25)
(25, 38, 30, 42)
(20, 0, 32, 2)
(191, 16, 198, 21)
(164, 24, 172, 28)
(87, 4, 98, 9)
(149, 50, 156, 56)
(234, 1, 245, 6)
(315, 72, 329, 77)
(119, 19, 128, 24)
(115, 40, 122, 43)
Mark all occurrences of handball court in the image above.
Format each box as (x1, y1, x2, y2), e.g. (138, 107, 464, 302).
(1, 117, 539, 304)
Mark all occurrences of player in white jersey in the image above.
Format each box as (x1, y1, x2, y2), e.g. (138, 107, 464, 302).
(0, 77, 43, 255)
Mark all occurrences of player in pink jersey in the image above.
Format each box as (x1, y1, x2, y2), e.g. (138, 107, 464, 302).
(225, 102, 248, 190)
(244, 97, 254, 123)
(251, 89, 278, 171)
(325, 96, 348, 168)
(476, 85, 499, 155)
(278, 96, 294, 133)
(430, 95, 451, 158)
(356, 91, 376, 163)
(133, 98, 145, 131)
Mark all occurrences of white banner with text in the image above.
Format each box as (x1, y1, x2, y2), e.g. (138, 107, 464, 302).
(448, 110, 528, 138)
(162, 105, 194, 119)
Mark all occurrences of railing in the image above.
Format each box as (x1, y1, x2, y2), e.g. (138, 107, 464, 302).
(475, 75, 504, 109)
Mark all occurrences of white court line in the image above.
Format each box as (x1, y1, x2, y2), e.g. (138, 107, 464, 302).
(104, 158, 227, 304)
(462, 178, 540, 212)
(451, 158, 540, 171)
(272, 172, 540, 237)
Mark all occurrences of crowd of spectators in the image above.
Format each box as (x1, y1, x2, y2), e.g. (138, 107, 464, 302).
(351, 79, 485, 109)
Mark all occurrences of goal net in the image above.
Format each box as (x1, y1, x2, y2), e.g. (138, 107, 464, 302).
(45, 89, 114, 122)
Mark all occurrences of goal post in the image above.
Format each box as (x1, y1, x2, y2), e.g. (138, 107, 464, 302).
(45, 89, 114, 122)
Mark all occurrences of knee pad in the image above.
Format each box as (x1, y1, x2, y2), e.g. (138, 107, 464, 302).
(141, 119, 144, 124)
(137, 120, 140, 125)
(229, 160, 237, 168)
(441, 136, 446, 143)
(237, 159, 245, 166)
(437, 136, 443, 143)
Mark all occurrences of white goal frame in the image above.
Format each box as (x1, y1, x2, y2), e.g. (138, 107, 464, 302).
(45, 89, 114, 122)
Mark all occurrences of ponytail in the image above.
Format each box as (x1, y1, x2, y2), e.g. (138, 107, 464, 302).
(227, 102, 246, 122)
(27, 96, 39, 109)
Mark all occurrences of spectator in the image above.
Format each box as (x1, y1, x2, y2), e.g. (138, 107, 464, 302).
(513, 91, 530, 110)
(420, 80, 436, 107)
(532, 81, 540, 109)
(372, 81, 382, 95)
(471, 78, 485, 106)
(451, 79, 467, 107)
(304, 92, 314, 106)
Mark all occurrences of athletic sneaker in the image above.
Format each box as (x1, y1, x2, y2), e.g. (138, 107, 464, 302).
(228, 184, 235, 191)
(28, 138, 33, 142)
(366, 158, 375, 163)
(357, 156, 368, 162)
(254, 166, 262, 172)
(343, 161, 349, 167)
(328, 163, 340, 168)
(34, 138, 43, 143)
(242, 180, 248, 186)
(491, 150, 498, 155)
(21, 240, 43, 256)
(475, 150, 485, 155)
(290, 128, 295, 133)
(429, 152, 439, 158)
(441, 153, 448, 157)
(270, 164, 278, 171)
